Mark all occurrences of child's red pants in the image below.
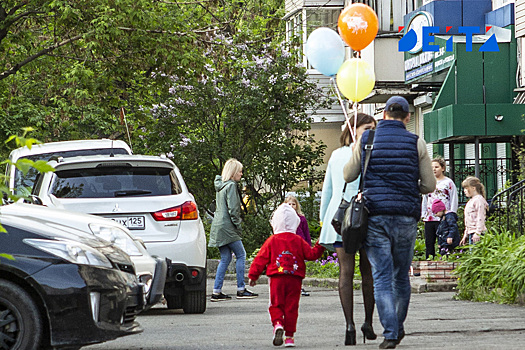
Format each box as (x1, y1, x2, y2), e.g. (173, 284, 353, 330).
(268, 275, 302, 337)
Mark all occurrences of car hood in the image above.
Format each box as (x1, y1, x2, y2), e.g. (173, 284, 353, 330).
(0, 213, 134, 266)
(1, 202, 140, 240)
(0, 212, 109, 248)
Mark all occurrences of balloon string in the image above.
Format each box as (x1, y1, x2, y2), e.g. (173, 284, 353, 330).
(352, 52, 360, 143)
(330, 77, 356, 144)
(353, 102, 358, 144)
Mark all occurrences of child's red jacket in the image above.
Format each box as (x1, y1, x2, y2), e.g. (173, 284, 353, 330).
(248, 232, 325, 281)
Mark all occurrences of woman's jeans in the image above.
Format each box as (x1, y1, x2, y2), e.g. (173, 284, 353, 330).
(213, 240, 246, 293)
(364, 215, 417, 341)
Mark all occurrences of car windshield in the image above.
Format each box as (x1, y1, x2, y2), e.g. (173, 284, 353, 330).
(50, 166, 182, 198)
(13, 148, 129, 196)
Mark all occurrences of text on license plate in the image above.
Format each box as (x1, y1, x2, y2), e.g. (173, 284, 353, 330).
(111, 216, 145, 230)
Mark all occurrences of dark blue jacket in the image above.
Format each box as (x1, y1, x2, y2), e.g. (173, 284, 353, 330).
(436, 212, 460, 249)
(361, 120, 421, 219)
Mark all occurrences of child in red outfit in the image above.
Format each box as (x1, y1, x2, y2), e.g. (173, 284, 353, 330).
(248, 203, 325, 347)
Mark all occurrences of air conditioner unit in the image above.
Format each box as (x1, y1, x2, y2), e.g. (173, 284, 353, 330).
(413, 95, 432, 107)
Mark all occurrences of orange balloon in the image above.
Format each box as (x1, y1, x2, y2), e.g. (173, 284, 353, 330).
(338, 3, 379, 51)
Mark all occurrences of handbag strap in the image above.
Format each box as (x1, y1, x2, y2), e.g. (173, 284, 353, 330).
(358, 130, 375, 193)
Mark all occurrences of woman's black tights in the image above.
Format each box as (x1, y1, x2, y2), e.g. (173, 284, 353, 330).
(335, 247, 375, 328)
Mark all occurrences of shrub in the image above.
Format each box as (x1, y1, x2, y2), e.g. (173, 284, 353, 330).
(455, 227, 525, 304)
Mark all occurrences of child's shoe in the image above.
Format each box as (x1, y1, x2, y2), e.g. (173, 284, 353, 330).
(284, 337, 295, 347)
(273, 323, 284, 346)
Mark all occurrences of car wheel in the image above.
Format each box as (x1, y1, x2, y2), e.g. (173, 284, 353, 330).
(165, 295, 182, 309)
(0, 279, 42, 350)
(182, 289, 206, 314)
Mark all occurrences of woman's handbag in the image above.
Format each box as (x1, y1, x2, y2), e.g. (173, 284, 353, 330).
(341, 130, 375, 254)
(331, 183, 350, 235)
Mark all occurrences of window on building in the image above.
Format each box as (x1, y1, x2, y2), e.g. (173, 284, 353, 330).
(304, 8, 340, 36)
(303, 8, 342, 69)
(286, 11, 303, 42)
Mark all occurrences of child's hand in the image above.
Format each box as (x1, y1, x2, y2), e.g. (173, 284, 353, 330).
(472, 233, 481, 243)
(447, 238, 453, 244)
(460, 236, 467, 246)
(249, 279, 257, 287)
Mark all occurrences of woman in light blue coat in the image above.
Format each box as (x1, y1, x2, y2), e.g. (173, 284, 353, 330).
(319, 113, 377, 346)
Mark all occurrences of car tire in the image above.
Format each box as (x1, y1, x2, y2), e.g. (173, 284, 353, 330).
(182, 289, 206, 314)
(0, 279, 43, 350)
(165, 295, 182, 310)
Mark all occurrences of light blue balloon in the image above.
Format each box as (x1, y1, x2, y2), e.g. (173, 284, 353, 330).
(305, 28, 345, 77)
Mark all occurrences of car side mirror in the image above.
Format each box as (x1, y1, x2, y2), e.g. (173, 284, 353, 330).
(28, 195, 44, 206)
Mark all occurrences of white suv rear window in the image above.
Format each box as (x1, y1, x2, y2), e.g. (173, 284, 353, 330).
(50, 166, 182, 198)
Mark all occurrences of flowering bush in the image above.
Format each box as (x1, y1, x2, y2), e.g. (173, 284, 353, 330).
(305, 252, 364, 280)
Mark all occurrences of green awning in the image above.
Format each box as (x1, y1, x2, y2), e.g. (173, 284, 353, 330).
(423, 41, 525, 144)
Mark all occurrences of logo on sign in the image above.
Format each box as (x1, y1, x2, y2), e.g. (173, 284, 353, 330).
(399, 12, 499, 53)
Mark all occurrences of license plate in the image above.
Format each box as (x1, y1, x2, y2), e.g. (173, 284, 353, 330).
(111, 216, 145, 230)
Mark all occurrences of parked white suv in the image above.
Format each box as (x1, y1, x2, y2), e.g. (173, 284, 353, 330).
(32, 155, 208, 313)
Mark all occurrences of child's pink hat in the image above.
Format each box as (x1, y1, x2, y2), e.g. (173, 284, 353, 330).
(270, 203, 300, 234)
(431, 199, 446, 214)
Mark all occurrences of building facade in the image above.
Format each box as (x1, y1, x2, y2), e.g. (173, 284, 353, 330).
(285, 0, 525, 202)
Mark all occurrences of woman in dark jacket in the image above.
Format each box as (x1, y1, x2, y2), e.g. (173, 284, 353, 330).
(209, 158, 258, 301)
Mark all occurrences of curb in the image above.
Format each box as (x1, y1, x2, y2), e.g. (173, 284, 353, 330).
(206, 259, 457, 293)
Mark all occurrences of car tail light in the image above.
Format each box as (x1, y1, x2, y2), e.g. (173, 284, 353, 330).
(151, 201, 198, 221)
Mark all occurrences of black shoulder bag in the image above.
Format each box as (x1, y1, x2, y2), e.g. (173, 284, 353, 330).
(341, 130, 375, 254)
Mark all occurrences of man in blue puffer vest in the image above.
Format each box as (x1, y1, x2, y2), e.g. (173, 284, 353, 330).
(343, 96, 436, 349)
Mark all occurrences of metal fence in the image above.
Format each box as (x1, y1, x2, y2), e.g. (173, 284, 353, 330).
(488, 179, 525, 236)
(448, 157, 515, 205)
(445, 157, 524, 236)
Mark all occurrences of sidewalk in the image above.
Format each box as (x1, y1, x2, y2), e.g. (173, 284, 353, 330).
(207, 259, 457, 293)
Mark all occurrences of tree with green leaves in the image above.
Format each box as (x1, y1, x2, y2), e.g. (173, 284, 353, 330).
(0, 0, 211, 154)
(143, 37, 329, 212)
(1, 0, 332, 254)
(0, 0, 289, 155)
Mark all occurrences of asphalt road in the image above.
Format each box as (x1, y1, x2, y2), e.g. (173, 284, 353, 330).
(84, 278, 525, 350)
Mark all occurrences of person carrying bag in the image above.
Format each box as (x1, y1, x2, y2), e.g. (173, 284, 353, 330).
(331, 130, 375, 255)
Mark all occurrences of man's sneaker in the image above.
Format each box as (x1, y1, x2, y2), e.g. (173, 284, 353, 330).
(284, 337, 295, 347)
(210, 292, 231, 302)
(272, 323, 284, 346)
(237, 289, 258, 299)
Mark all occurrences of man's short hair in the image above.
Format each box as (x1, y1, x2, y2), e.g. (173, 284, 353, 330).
(385, 96, 410, 120)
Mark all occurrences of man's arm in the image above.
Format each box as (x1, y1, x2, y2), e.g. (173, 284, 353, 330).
(418, 138, 437, 194)
(343, 138, 363, 183)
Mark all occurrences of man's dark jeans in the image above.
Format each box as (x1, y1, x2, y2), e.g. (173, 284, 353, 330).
(364, 215, 417, 340)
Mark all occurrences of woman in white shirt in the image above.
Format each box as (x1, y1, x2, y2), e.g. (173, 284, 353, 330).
(421, 157, 459, 258)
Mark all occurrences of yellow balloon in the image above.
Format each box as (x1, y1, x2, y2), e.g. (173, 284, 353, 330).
(336, 58, 375, 102)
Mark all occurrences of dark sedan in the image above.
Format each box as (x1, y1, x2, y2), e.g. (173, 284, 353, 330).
(0, 214, 144, 349)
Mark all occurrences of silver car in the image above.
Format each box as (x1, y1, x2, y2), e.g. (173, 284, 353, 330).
(32, 155, 207, 314)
